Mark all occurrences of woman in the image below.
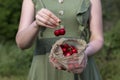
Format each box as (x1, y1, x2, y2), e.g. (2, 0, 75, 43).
(16, 0, 104, 80)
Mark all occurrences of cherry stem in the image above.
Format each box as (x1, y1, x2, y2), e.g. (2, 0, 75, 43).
(58, 21, 64, 29)
(60, 25, 64, 28)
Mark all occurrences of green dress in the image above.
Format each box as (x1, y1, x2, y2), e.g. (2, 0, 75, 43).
(28, 0, 102, 80)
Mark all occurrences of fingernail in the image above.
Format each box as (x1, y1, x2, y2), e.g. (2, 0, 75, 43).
(57, 19, 61, 23)
(58, 67, 61, 70)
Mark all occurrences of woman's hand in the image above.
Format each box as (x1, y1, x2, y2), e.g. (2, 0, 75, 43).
(35, 8, 61, 28)
(49, 54, 88, 74)
(66, 54, 87, 74)
(49, 57, 66, 70)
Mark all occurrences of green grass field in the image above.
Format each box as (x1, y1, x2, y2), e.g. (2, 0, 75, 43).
(0, 76, 27, 80)
(0, 42, 33, 80)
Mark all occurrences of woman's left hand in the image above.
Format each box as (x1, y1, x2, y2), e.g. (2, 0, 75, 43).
(49, 57, 66, 70)
(49, 53, 88, 74)
(67, 54, 88, 74)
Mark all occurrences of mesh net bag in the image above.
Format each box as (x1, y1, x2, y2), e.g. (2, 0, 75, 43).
(49, 38, 87, 73)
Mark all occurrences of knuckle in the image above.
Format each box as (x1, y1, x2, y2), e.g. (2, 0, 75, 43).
(48, 13, 52, 17)
(36, 20, 39, 24)
(35, 15, 38, 19)
(44, 19, 48, 24)
(46, 16, 50, 21)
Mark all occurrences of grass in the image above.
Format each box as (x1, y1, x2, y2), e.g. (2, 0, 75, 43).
(0, 76, 27, 80)
(0, 41, 34, 80)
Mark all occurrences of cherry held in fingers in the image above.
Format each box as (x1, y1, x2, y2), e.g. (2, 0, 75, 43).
(54, 30, 60, 36)
(54, 25, 66, 36)
(59, 28, 66, 35)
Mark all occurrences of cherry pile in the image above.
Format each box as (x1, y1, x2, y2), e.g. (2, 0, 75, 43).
(54, 25, 66, 36)
(60, 43, 78, 56)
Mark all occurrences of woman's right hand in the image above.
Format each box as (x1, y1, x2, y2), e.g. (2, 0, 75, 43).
(35, 8, 61, 28)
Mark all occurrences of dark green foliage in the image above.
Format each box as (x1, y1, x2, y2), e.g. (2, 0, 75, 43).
(0, 0, 22, 41)
(105, 20, 120, 49)
(94, 20, 120, 80)
(102, 0, 120, 20)
(101, 0, 120, 31)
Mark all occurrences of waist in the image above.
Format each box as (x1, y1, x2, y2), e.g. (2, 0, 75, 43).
(34, 37, 80, 55)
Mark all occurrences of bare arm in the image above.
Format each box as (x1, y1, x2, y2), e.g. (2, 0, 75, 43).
(85, 0, 104, 56)
(16, 0, 40, 50)
(16, 0, 60, 50)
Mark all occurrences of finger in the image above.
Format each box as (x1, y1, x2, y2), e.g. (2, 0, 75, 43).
(68, 63, 74, 70)
(57, 67, 62, 70)
(36, 14, 56, 28)
(61, 67, 66, 70)
(79, 57, 87, 68)
(37, 11, 59, 26)
(36, 14, 54, 26)
(36, 19, 55, 28)
(72, 68, 84, 74)
(49, 58, 62, 69)
(49, 57, 55, 63)
(74, 63, 80, 68)
(42, 8, 61, 22)
(50, 58, 66, 70)
(49, 58, 58, 67)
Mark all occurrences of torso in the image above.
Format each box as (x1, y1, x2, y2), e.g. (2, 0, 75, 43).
(36, 0, 81, 38)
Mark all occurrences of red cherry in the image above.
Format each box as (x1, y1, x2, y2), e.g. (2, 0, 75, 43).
(65, 52, 71, 56)
(62, 47, 67, 52)
(59, 28, 66, 35)
(72, 49, 78, 53)
(54, 30, 60, 36)
(65, 51, 72, 56)
(63, 44, 70, 48)
(60, 44, 64, 48)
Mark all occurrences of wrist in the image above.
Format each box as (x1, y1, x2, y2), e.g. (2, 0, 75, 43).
(84, 46, 89, 56)
(84, 43, 94, 56)
(33, 20, 40, 29)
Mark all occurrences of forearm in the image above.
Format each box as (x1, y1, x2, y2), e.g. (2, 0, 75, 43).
(85, 38, 104, 56)
(16, 21, 40, 50)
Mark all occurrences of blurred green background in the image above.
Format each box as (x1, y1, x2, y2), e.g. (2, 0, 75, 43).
(0, 0, 120, 80)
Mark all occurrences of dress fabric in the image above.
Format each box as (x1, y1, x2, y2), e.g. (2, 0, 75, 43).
(27, 0, 102, 80)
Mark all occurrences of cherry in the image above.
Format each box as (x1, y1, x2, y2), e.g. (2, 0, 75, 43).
(65, 52, 72, 56)
(59, 28, 66, 35)
(60, 43, 78, 56)
(54, 30, 60, 36)
(72, 49, 78, 53)
(62, 47, 67, 53)
(63, 44, 70, 48)
(54, 25, 66, 36)
(60, 44, 64, 48)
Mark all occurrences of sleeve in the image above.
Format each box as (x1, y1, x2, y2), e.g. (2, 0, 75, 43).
(76, 0, 91, 42)
(32, 0, 44, 12)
